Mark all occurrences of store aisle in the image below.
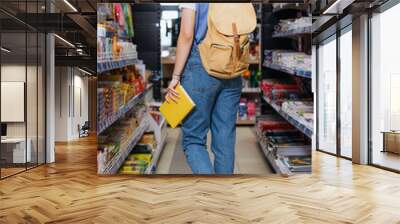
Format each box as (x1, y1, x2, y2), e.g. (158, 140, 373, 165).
(156, 127, 272, 174)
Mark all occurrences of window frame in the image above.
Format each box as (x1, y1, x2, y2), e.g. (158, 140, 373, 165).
(367, 0, 400, 173)
(315, 22, 353, 161)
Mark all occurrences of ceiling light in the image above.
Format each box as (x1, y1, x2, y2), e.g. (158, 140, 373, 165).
(63, 0, 78, 12)
(54, 34, 75, 48)
(1, 47, 11, 53)
(78, 67, 93, 76)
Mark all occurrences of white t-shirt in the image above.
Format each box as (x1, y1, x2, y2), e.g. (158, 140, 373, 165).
(179, 3, 196, 11)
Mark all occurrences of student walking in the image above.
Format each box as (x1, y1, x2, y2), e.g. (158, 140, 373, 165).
(166, 3, 256, 174)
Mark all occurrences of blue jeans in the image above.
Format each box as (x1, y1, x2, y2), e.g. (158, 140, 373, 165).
(181, 47, 242, 174)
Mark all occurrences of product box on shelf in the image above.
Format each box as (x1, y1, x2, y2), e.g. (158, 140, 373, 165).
(118, 131, 157, 174)
(260, 79, 301, 104)
(263, 50, 311, 77)
(273, 17, 311, 34)
(281, 100, 313, 130)
(255, 115, 311, 173)
(97, 3, 137, 63)
(281, 156, 311, 172)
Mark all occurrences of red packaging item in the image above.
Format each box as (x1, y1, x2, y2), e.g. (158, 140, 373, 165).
(137, 75, 145, 92)
(257, 120, 293, 132)
(261, 79, 299, 101)
(247, 101, 256, 119)
(133, 77, 142, 94)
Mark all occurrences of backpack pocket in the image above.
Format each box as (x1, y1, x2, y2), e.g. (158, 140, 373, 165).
(209, 43, 234, 74)
(238, 38, 250, 71)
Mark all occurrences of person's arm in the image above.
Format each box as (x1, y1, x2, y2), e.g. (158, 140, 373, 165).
(165, 7, 195, 103)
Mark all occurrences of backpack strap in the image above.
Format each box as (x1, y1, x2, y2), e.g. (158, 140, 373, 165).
(232, 22, 241, 61)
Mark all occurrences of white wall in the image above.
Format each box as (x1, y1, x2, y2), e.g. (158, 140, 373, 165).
(55, 67, 69, 141)
(73, 73, 89, 137)
(1, 65, 40, 137)
(54, 67, 89, 141)
(1, 64, 46, 164)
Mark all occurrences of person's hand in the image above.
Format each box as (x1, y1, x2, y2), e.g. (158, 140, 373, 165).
(165, 78, 180, 103)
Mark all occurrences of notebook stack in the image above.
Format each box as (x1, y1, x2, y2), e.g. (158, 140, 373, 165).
(119, 132, 157, 174)
(281, 156, 311, 172)
(256, 115, 311, 173)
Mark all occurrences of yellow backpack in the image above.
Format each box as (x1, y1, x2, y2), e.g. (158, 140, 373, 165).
(198, 3, 257, 79)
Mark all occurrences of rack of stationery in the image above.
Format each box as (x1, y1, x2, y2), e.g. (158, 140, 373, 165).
(236, 3, 263, 126)
(256, 3, 313, 174)
(97, 3, 166, 175)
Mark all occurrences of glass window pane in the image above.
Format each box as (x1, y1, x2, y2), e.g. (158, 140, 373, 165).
(1, 0, 29, 177)
(27, 31, 38, 169)
(318, 37, 337, 154)
(371, 4, 400, 171)
(1, 31, 28, 177)
(340, 29, 352, 158)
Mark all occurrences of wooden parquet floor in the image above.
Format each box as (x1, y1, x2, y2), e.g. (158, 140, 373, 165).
(1, 136, 400, 224)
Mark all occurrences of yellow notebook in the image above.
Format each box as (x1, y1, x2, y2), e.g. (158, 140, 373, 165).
(160, 85, 195, 128)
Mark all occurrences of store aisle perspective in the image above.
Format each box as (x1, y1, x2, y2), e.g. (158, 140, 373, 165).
(1, 136, 400, 223)
(2, 0, 400, 223)
(156, 127, 271, 174)
(96, 2, 313, 175)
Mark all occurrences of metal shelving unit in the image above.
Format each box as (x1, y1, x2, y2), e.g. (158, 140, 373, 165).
(97, 58, 140, 73)
(263, 62, 311, 78)
(100, 117, 150, 174)
(97, 3, 168, 176)
(97, 84, 153, 134)
(272, 26, 311, 38)
(242, 87, 261, 93)
(145, 130, 167, 174)
(236, 3, 263, 127)
(257, 4, 312, 173)
(255, 126, 292, 175)
(272, 3, 308, 13)
(262, 96, 313, 138)
(237, 119, 256, 125)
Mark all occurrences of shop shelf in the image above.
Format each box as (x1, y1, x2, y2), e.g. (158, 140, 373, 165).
(236, 119, 256, 125)
(145, 131, 167, 174)
(242, 87, 261, 94)
(255, 127, 292, 175)
(263, 62, 311, 78)
(262, 96, 282, 112)
(97, 58, 140, 73)
(100, 117, 150, 174)
(262, 96, 313, 138)
(98, 84, 153, 134)
(272, 26, 311, 38)
(248, 58, 260, 65)
(272, 4, 308, 13)
(280, 157, 311, 172)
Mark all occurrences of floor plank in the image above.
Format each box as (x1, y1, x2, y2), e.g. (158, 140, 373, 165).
(0, 135, 399, 223)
